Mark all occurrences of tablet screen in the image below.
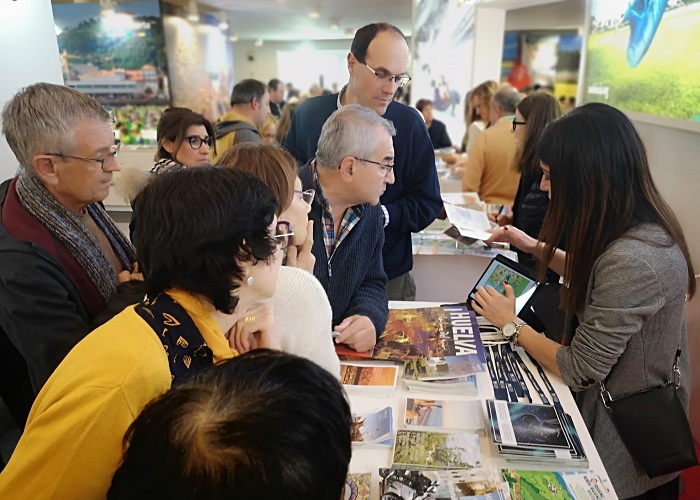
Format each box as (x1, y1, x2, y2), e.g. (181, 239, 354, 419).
(469, 260, 537, 314)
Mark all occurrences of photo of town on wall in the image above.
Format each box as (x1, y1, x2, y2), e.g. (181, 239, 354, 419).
(583, 0, 700, 123)
(52, 0, 170, 106)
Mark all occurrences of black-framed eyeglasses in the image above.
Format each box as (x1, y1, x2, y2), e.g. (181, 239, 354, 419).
(361, 60, 411, 87)
(187, 135, 214, 150)
(512, 120, 527, 132)
(45, 139, 121, 171)
(294, 188, 315, 206)
(274, 221, 294, 250)
(352, 157, 394, 177)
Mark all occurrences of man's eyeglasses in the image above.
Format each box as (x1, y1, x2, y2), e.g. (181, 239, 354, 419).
(361, 61, 411, 87)
(187, 135, 214, 150)
(46, 139, 121, 171)
(512, 120, 527, 132)
(274, 221, 294, 250)
(353, 157, 394, 177)
(294, 188, 315, 206)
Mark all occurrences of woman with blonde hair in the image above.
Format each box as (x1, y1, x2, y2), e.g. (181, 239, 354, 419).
(260, 114, 278, 146)
(462, 80, 498, 153)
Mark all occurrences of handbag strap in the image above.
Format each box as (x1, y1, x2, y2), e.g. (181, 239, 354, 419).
(600, 347, 681, 408)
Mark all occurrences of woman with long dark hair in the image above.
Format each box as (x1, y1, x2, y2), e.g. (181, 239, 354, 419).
(474, 103, 695, 498)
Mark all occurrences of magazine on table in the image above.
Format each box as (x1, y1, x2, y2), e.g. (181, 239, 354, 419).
(404, 398, 484, 434)
(502, 469, 613, 500)
(413, 354, 485, 381)
(392, 429, 482, 470)
(402, 361, 479, 395)
(378, 467, 506, 499)
(337, 306, 484, 363)
(339, 362, 399, 395)
(351, 406, 393, 446)
(343, 472, 372, 500)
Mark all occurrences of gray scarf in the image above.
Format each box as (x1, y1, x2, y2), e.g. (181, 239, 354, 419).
(15, 170, 136, 304)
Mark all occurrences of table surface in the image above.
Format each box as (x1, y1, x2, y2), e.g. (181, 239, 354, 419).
(346, 301, 618, 500)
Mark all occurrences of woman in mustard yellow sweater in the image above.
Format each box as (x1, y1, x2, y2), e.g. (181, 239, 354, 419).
(0, 167, 286, 499)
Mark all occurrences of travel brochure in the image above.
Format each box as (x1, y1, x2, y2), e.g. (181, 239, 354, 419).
(392, 430, 482, 470)
(404, 398, 484, 433)
(379, 468, 506, 500)
(403, 360, 479, 395)
(339, 362, 399, 395)
(502, 469, 614, 500)
(343, 472, 372, 500)
(351, 406, 393, 446)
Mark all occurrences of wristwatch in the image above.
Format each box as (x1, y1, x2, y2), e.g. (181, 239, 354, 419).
(502, 318, 527, 347)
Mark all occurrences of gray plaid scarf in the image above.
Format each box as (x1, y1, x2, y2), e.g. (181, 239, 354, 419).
(15, 170, 137, 304)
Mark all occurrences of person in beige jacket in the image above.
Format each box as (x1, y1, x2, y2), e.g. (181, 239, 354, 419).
(461, 86, 522, 205)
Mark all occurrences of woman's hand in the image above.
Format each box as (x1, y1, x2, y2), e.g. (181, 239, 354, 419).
(470, 283, 518, 329)
(285, 220, 315, 273)
(227, 303, 280, 354)
(496, 213, 513, 226)
(486, 225, 537, 253)
(118, 262, 144, 284)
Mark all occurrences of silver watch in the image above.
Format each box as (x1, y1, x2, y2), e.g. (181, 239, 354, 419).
(502, 318, 526, 346)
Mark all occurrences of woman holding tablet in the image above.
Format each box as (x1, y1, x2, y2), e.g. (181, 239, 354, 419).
(475, 103, 695, 499)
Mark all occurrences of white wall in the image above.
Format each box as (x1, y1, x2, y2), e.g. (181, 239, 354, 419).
(0, 0, 62, 182)
(505, 0, 586, 31)
(634, 120, 700, 267)
(472, 7, 507, 88)
(232, 39, 351, 86)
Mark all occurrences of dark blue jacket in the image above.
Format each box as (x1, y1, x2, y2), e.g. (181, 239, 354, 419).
(284, 94, 442, 279)
(299, 164, 389, 337)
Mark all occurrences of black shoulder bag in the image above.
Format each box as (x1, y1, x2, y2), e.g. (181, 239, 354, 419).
(600, 347, 698, 478)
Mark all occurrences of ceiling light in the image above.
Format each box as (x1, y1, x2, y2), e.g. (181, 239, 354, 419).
(308, 6, 320, 18)
(345, 27, 354, 37)
(187, 0, 199, 22)
(218, 10, 229, 30)
(229, 33, 239, 42)
(254, 39, 263, 47)
(330, 18, 340, 29)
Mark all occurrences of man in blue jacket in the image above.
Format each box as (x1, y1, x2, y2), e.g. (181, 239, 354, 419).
(285, 22, 442, 301)
(299, 105, 393, 353)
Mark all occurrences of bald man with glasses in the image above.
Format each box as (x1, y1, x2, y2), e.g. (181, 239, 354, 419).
(284, 22, 442, 303)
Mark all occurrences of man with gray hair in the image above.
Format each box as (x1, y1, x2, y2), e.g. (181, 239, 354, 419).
(461, 85, 522, 204)
(0, 83, 138, 429)
(300, 104, 392, 353)
(213, 79, 270, 155)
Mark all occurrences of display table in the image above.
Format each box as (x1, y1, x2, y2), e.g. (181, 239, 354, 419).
(411, 219, 517, 303)
(346, 301, 618, 499)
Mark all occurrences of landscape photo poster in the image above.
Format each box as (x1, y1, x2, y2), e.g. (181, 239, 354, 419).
(52, 0, 170, 106)
(412, 0, 476, 145)
(583, 0, 700, 123)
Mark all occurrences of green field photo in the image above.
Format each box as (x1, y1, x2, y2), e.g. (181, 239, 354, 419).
(584, 6, 700, 121)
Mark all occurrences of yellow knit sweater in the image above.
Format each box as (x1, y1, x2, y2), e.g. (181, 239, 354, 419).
(0, 290, 236, 499)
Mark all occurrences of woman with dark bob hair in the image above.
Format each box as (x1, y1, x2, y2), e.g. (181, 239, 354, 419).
(0, 167, 285, 498)
(475, 103, 695, 499)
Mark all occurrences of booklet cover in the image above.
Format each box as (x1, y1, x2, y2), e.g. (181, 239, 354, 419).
(487, 400, 569, 449)
(352, 406, 393, 445)
(340, 362, 398, 394)
(414, 354, 485, 381)
(392, 430, 482, 470)
(371, 306, 484, 362)
(344, 472, 372, 500)
(403, 361, 479, 395)
(404, 398, 484, 433)
(379, 468, 505, 499)
(502, 469, 613, 500)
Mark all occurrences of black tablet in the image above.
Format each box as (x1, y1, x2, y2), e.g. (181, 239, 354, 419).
(467, 254, 539, 315)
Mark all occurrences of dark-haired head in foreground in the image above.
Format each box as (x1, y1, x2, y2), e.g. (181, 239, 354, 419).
(108, 349, 352, 500)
